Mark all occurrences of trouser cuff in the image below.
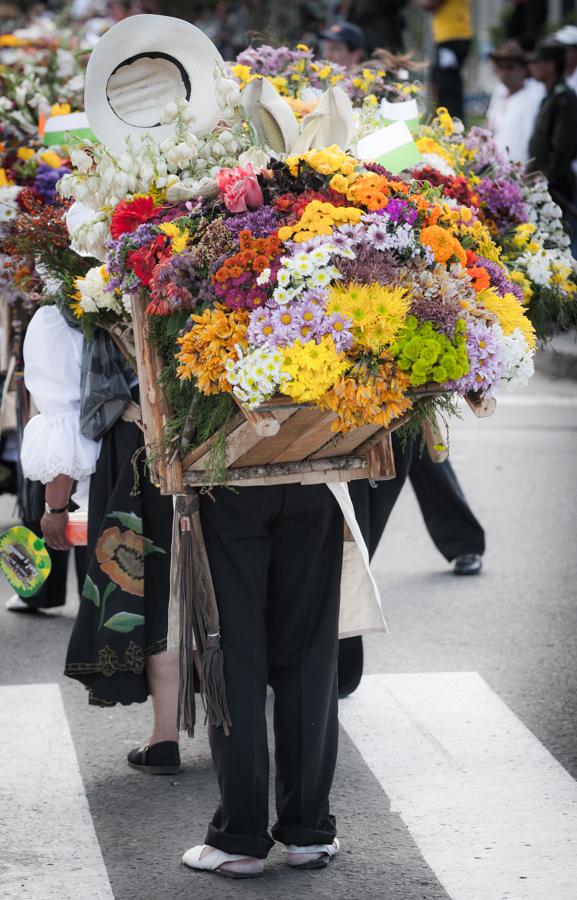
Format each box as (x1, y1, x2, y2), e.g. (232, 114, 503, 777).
(205, 824, 274, 859)
(272, 820, 337, 847)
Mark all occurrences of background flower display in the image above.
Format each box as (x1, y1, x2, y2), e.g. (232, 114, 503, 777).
(231, 43, 422, 117)
(409, 111, 577, 340)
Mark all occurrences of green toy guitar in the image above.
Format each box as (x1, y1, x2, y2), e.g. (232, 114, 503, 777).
(0, 526, 52, 597)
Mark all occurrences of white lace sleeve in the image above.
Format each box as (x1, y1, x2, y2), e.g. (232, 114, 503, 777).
(20, 306, 101, 484)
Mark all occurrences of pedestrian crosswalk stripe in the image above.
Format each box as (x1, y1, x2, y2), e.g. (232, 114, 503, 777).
(339, 672, 577, 899)
(0, 684, 114, 900)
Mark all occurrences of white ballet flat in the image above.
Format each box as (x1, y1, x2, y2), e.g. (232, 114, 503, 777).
(182, 844, 264, 879)
(285, 837, 340, 869)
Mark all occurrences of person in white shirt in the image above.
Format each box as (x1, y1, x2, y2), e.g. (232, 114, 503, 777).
(487, 39, 545, 164)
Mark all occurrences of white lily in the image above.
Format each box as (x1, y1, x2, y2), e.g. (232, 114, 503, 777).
(240, 79, 354, 156)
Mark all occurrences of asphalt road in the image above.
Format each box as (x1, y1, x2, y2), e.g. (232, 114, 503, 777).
(1, 368, 576, 900)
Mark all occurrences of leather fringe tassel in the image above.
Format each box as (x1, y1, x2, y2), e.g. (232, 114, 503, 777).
(176, 493, 232, 737)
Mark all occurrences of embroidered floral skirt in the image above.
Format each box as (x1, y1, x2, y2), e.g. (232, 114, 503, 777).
(65, 416, 173, 706)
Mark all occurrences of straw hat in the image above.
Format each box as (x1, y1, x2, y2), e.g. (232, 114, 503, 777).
(489, 40, 527, 64)
(84, 14, 223, 153)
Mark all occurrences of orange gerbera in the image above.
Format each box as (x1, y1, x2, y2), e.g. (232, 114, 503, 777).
(467, 265, 491, 292)
(420, 225, 467, 266)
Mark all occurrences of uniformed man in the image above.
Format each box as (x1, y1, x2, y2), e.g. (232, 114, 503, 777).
(527, 40, 577, 213)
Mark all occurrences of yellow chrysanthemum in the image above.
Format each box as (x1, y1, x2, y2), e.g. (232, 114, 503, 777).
(278, 200, 362, 243)
(436, 106, 455, 136)
(280, 335, 349, 403)
(40, 150, 63, 169)
(159, 222, 189, 254)
(479, 288, 536, 349)
(327, 282, 411, 350)
(17, 148, 35, 161)
(509, 270, 533, 303)
(230, 64, 254, 87)
(50, 103, 71, 117)
(416, 137, 454, 166)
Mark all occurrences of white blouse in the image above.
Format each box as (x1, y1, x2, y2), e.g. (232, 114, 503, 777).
(20, 305, 101, 505)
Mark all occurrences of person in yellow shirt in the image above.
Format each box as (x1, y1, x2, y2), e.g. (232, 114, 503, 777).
(420, 0, 472, 120)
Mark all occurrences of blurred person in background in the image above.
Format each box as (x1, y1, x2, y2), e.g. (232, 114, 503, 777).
(487, 40, 545, 164)
(339, 433, 485, 697)
(554, 25, 577, 256)
(554, 25, 577, 95)
(505, 0, 549, 51)
(418, 0, 472, 122)
(527, 40, 577, 221)
(340, 0, 407, 54)
(320, 20, 367, 68)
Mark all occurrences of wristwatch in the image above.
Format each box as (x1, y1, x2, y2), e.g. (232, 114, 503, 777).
(44, 501, 69, 515)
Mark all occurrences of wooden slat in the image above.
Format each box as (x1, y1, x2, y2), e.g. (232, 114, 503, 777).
(272, 411, 337, 463)
(310, 423, 382, 459)
(366, 434, 396, 479)
(181, 410, 245, 469)
(234, 406, 320, 466)
(131, 297, 183, 493)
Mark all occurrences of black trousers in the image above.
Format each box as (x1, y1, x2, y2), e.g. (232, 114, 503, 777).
(349, 432, 485, 562)
(432, 39, 471, 122)
(199, 483, 344, 858)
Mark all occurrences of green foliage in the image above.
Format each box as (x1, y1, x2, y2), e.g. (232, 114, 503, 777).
(396, 392, 461, 452)
(147, 313, 236, 455)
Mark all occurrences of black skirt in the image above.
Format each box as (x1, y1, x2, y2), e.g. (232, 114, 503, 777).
(64, 416, 173, 706)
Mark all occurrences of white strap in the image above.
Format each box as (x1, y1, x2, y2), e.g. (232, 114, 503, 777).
(182, 845, 250, 870)
(284, 838, 340, 857)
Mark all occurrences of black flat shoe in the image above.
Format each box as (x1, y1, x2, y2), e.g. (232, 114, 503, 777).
(127, 741, 181, 775)
(453, 554, 483, 576)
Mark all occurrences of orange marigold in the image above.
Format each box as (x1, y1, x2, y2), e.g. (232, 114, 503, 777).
(420, 225, 467, 267)
(347, 174, 392, 211)
(318, 360, 412, 433)
(176, 305, 249, 395)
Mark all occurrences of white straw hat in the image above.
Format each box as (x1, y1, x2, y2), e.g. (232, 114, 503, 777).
(555, 25, 577, 47)
(84, 14, 224, 153)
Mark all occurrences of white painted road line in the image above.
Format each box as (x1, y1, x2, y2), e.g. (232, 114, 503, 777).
(339, 672, 577, 900)
(0, 684, 114, 900)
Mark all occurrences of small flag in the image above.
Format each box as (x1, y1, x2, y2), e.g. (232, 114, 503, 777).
(380, 98, 420, 134)
(43, 112, 96, 147)
(357, 121, 421, 175)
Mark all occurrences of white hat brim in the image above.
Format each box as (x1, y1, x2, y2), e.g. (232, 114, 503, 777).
(84, 14, 224, 153)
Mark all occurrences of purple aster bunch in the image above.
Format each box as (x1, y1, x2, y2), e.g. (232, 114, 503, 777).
(335, 244, 399, 285)
(477, 179, 528, 229)
(475, 254, 524, 304)
(410, 294, 461, 338)
(224, 206, 280, 239)
(450, 319, 506, 396)
(105, 223, 157, 294)
(33, 164, 70, 204)
(463, 127, 513, 179)
(383, 198, 419, 226)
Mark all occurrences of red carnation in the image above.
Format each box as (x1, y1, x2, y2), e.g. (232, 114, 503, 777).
(110, 196, 160, 239)
(127, 235, 170, 286)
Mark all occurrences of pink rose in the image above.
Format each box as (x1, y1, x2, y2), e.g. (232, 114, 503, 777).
(216, 164, 264, 213)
